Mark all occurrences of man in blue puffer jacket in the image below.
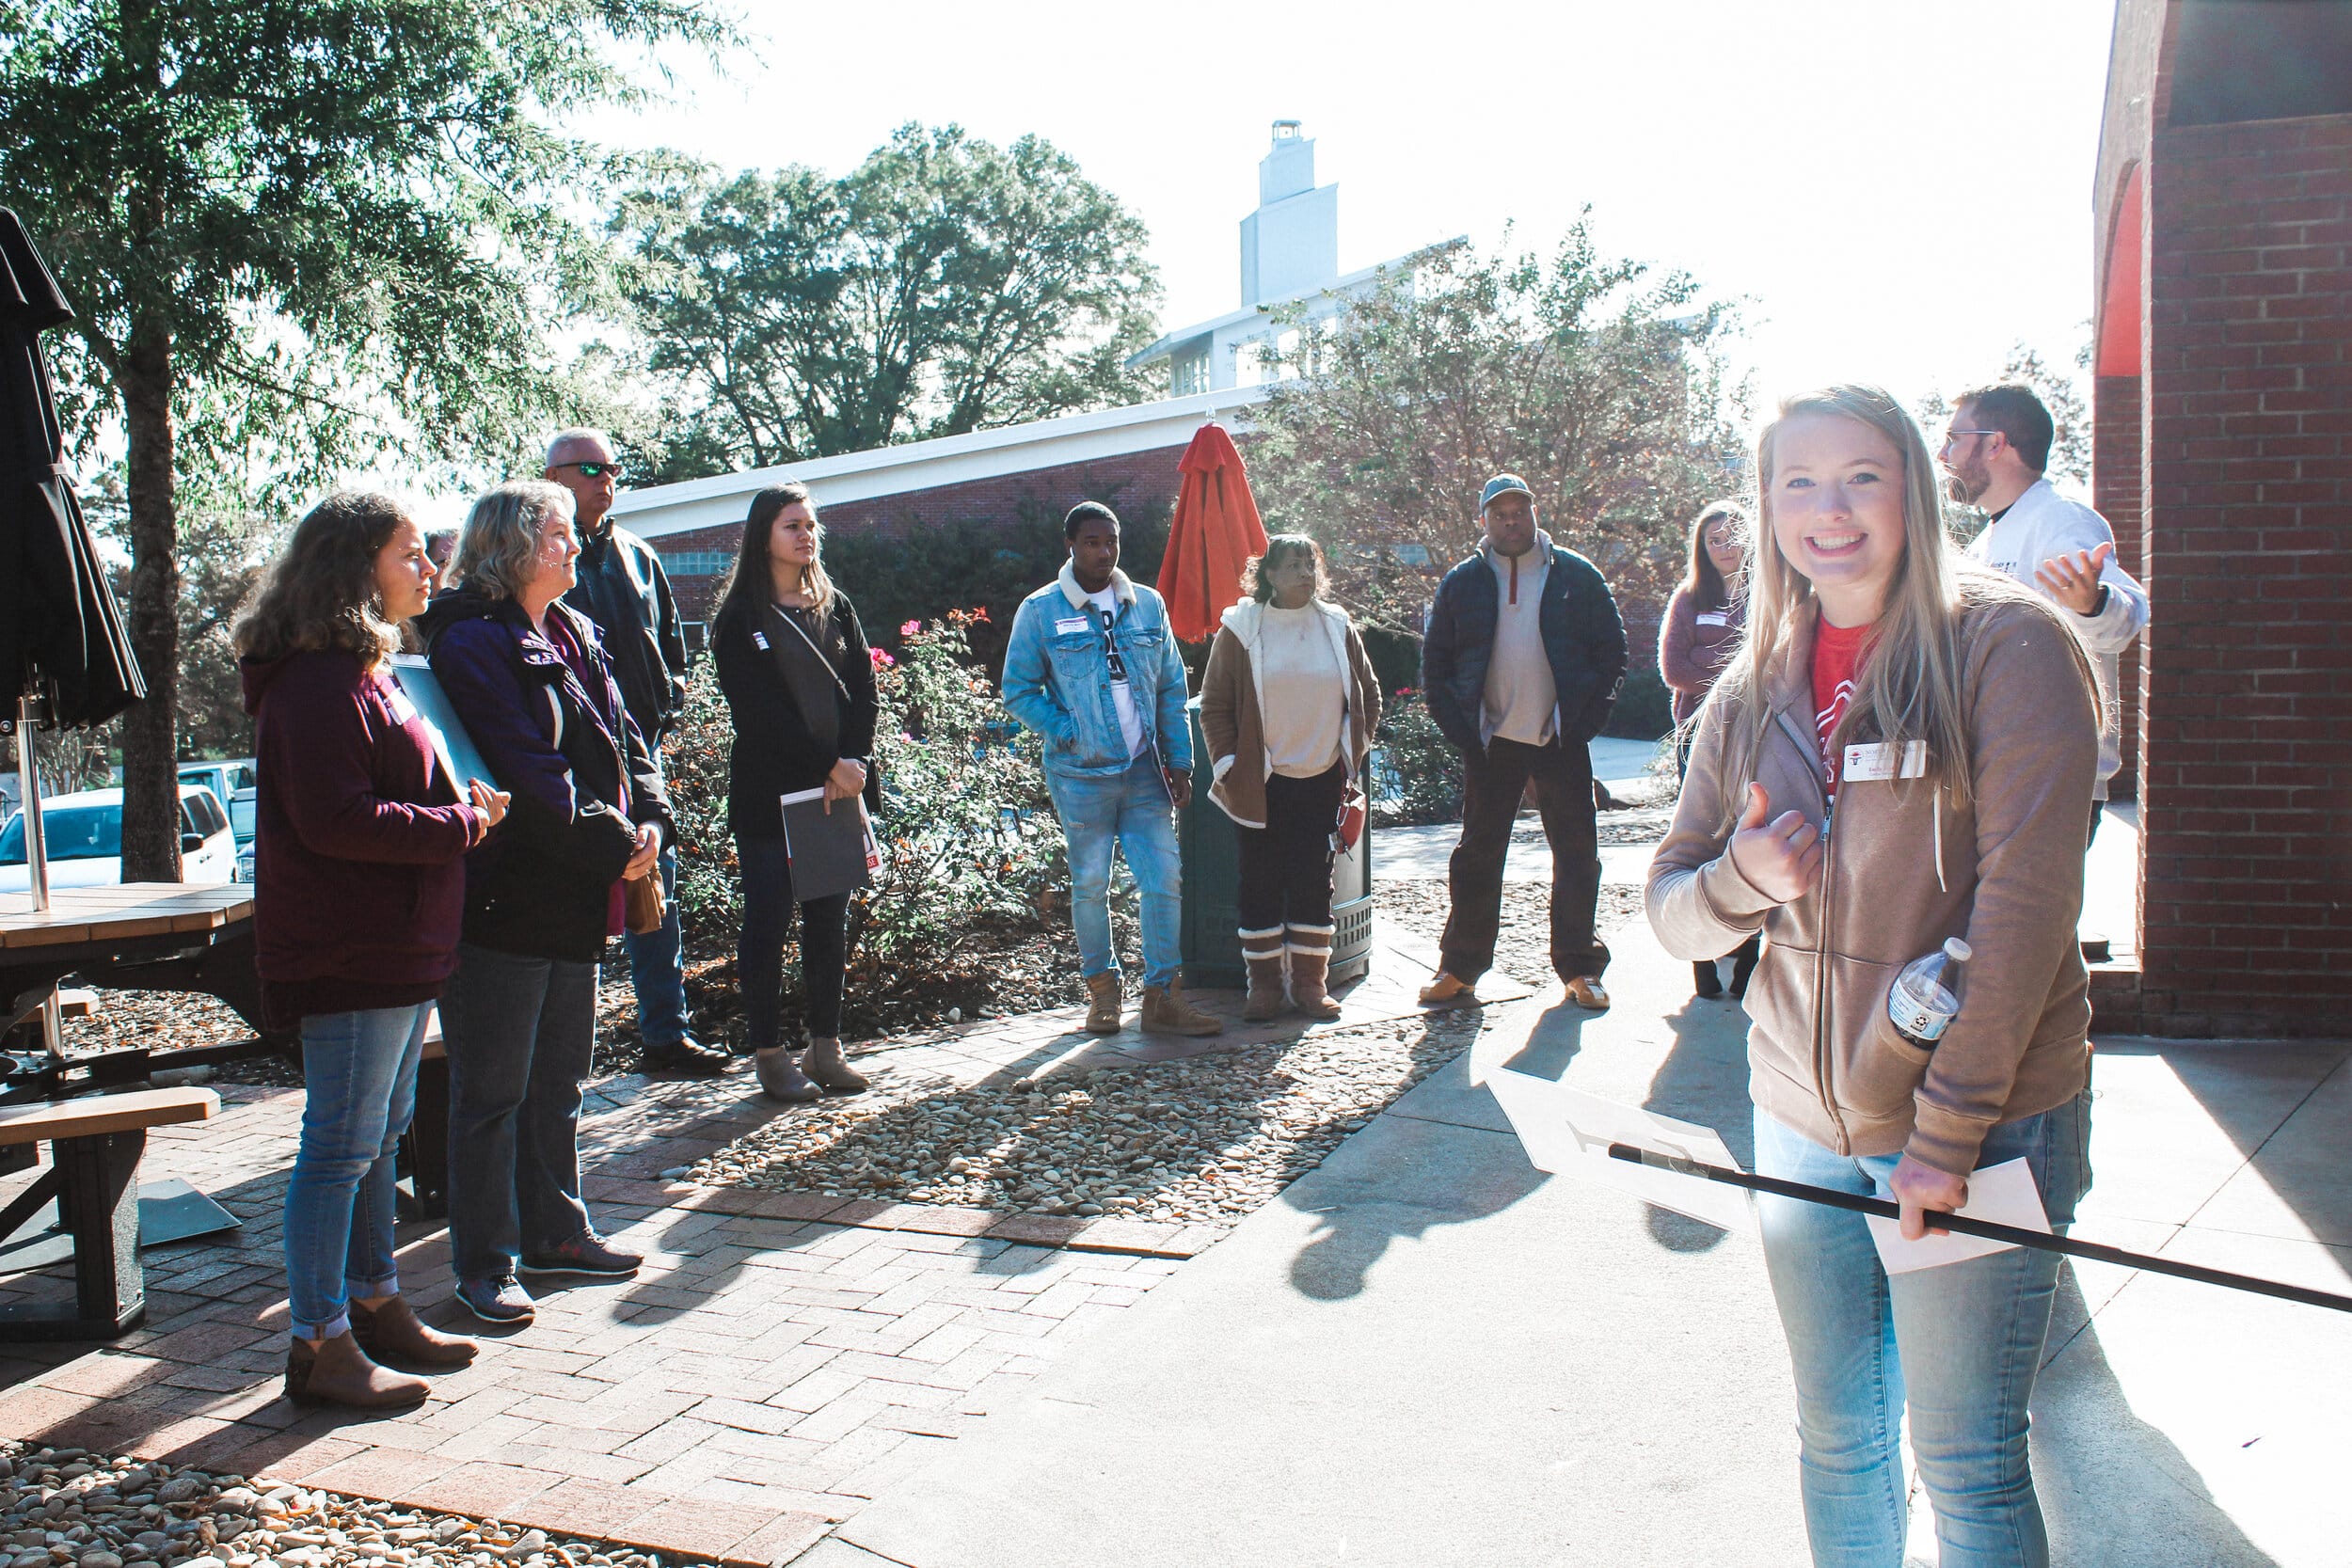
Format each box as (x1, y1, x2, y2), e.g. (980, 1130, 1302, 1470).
(1418, 474, 1628, 1011)
(1003, 502, 1223, 1039)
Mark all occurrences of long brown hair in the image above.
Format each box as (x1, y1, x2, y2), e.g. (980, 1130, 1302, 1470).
(232, 491, 414, 669)
(1679, 499, 1746, 611)
(713, 483, 836, 634)
(1714, 384, 2091, 818)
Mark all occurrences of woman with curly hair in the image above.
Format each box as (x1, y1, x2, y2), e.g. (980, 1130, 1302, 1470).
(236, 490, 507, 1408)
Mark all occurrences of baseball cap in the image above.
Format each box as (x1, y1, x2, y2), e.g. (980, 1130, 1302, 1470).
(1480, 473, 1534, 511)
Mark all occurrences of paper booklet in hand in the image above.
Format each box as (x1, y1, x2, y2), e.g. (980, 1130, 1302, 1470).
(388, 656, 500, 796)
(778, 788, 882, 902)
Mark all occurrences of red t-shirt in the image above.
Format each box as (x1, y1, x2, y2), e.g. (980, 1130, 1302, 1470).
(1811, 619, 1873, 806)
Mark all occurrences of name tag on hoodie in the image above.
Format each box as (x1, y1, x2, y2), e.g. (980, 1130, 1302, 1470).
(1695, 611, 1729, 627)
(1844, 741, 1927, 783)
(388, 688, 420, 726)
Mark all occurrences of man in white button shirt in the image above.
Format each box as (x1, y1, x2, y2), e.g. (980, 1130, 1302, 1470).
(1939, 384, 2151, 847)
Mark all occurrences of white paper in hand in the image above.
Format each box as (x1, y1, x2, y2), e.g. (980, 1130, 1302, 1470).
(1486, 1070, 1753, 1234)
(1866, 1157, 2050, 1275)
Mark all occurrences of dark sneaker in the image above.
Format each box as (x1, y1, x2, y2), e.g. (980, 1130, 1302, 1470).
(455, 1275, 535, 1324)
(519, 1232, 643, 1277)
(643, 1035, 731, 1076)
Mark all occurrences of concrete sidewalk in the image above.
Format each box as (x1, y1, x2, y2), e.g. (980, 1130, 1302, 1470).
(814, 918, 2350, 1566)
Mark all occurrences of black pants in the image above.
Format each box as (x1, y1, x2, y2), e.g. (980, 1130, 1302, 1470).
(1236, 762, 1347, 936)
(1442, 736, 1609, 985)
(737, 833, 851, 1046)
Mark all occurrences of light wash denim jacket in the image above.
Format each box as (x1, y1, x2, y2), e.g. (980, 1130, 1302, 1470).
(1002, 562, 1193, 780)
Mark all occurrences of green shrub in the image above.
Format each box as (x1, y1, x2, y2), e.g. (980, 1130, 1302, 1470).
(1371, 690, 1461, 827)
(1601, 664, 1674, 741)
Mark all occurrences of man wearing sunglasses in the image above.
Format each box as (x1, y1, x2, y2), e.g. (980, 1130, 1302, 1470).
(546, 429, 724, 1075)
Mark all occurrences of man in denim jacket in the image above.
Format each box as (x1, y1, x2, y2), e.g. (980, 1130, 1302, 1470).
(1004, 503, 1223, 1038)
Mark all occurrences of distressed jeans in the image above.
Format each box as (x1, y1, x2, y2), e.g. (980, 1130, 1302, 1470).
(1045, 752, 1184, 990)
(1755, 1091, 2093, 1568)
(282, 1004, 432, 1341)
(440, 942, 599, 1281)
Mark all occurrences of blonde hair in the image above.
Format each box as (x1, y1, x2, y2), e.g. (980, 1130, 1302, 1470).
(1713, 384, 2090, 818)
(453, 480, 575, 602)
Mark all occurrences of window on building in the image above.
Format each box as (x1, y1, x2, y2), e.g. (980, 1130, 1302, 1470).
(1171, 346, 1210, 397)
(660, 550, 734, 578)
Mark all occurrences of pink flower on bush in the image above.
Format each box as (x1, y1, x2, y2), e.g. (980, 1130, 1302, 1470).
(901, 619, 923, 637)
(870, 647, 896, 670)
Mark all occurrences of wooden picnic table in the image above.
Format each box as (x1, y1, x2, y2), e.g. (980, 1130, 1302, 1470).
(1, 885, 273, 1095)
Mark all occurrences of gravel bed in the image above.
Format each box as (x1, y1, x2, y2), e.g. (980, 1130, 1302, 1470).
(1378, 878, 1650, 990)
(0, 1444, 714, 1568)
(691, 1008, 1487, 1225)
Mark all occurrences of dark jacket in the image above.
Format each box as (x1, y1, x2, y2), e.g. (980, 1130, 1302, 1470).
(564, 520, 687, 749)
(242, 650, 478, 1018)
(417, 588, 671, 962)
(711, 591, 879, 838)
(1421, 543, 1628, 752)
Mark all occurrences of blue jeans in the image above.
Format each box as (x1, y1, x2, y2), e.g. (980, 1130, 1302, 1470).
(440, 942, 599, 1281)
(624, 844, 690, 1047)
(1045, 752, 1183, 989)
(1755, 1092, 2093, 1568)
(283, 1004, 432, 1341)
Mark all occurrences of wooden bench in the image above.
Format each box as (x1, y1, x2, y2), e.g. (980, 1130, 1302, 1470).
(0, 1086, 219, 1339)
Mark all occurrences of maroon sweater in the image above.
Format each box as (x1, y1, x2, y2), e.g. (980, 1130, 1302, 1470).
(243, 650, 480, 1029)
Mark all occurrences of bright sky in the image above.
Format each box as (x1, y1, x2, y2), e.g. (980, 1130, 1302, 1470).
(613, 0, 2120, 428)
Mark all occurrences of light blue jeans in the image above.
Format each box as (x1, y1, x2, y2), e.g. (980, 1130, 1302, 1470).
(283, 1003, 433, 1341)
(1755, 1092, 2092, 1568)
(1045, 752, 1183, 990)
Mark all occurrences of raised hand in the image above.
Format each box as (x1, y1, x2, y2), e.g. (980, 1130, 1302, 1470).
(1725, 783, 1822, 904)
(2033, 540, 2114, 616)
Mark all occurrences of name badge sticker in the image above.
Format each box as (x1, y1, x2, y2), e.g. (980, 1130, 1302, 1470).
(1844, 740, 1928, 783)
(752, 631, 770, 651)
(388, 689, 420, 725)
(1054, 616, 1091, 636)
(1695, 611, 1729, 627)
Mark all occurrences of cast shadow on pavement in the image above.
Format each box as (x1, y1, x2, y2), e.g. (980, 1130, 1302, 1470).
(1279, 1002, 1585, 1303)
(1639, 994, 1760, 1254)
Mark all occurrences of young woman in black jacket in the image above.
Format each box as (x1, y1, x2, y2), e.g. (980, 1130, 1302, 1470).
(710, 483, 879, 1102)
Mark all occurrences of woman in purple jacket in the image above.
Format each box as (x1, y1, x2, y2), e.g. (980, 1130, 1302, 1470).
(1659, 499, 1759, 1000)
(236, 491, 509, 1409)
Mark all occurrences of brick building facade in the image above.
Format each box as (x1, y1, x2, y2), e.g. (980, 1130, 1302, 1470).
(2090, 0, 2352, 1037)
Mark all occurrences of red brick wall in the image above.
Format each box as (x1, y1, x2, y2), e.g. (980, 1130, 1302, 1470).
(2134, 112, 2352, 1036)
(2092, 374, 2146, 800)
(648, 448, 1186, 616)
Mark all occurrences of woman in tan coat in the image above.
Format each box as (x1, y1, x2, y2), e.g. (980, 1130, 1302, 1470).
(1646, 386, 2100, 1567)
(1200, 536, 1381, 1021)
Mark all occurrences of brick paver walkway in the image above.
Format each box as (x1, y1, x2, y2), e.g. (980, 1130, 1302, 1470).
(1, 925, 1502, 1565)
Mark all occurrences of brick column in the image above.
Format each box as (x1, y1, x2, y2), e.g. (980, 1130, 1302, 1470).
(2092, 373, 2145, 800)
(2137, 113, 2352, 1036)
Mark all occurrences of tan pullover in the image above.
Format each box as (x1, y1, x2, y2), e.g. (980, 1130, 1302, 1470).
(1645, 595, 2099, 1176)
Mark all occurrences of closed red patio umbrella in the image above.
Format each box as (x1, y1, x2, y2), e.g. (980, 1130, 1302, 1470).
(1157, 421, 1269, 643)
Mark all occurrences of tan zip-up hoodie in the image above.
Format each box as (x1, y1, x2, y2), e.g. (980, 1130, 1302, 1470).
(1645, 596, 2098, 1176)
(1200, 599, 1381, 830)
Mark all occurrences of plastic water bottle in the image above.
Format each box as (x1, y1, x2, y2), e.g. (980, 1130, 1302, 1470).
(1888, 937, 1972, 1048)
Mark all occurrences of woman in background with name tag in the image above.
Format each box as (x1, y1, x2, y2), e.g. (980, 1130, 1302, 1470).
(1660, 499, 1759, 1000)
(1645, 386, 2100, 1568)
(1200, 535, 1380, 1021)
(236, 491, 507, 1407)
(710, 483, 879, 1103)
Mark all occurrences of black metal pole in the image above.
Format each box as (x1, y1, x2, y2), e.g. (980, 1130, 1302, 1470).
(1605, 1143, 2352, 1316)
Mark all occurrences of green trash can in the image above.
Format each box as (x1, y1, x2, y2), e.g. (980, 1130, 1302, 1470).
(1178, 698, 1373, 989)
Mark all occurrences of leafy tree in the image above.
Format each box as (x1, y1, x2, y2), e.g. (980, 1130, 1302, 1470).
(612, 124, 1164, 467)
(1248, 223, 1747, 629)
(0, 0, 730, 878)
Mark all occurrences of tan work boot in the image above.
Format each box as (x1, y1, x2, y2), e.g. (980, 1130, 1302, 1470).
(349, 1295, 476, 1369)
(1140, 975, 1224, 1037)
(1084, 972, 1123, 1034)
(1417, 971, 1476, 1006)
(802, 1035, 870, 1095)
(1287, 948, 1343, 1020)
(284, 1331, 428, 1410)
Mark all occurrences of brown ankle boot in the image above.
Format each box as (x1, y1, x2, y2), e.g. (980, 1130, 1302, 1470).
(801, 1035, 869, 1095)
(285, 1331, 429, 1409)
(349, 1295, 476, 1369)
(1140, 975, 1224, 1037)
(1241, 952, 1287, 1021)
(1287, 947, 1343, 1020)
(1084, 972, 1123, 1034)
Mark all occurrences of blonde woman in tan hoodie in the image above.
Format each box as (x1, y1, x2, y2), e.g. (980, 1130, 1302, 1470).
(1200, 536, 1381, 1022)
(1647, 386, 2100, 1568)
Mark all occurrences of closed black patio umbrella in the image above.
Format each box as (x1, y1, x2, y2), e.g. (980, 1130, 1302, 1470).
(2, 206, 145, 735)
